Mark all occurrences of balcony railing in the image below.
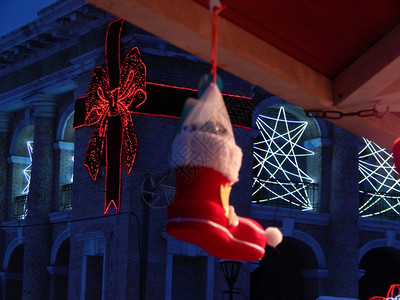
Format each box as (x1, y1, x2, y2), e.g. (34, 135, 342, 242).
(60, 184, 72, 211)
(252, 178, 319, 211)
(14, 195, 28, 220)
(359, 190, 400, 221)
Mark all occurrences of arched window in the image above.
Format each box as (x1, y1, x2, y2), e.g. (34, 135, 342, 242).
(252, 104, 321, 211)
(3, 243, 24, 299)
(359, 247, 400, 299)
(358, 137, 400, 220)
(49, 238, 70, 300)
(55, 111, 75, 211)
(9, 125, 34, 220)
(251, 237, 323, 300)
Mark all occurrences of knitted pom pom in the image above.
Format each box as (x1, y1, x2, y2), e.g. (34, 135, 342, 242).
(264, 227, 283, 247)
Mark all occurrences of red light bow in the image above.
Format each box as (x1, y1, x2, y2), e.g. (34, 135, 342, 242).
(369, 284, 400, 300)
(84, 18, 146, 213)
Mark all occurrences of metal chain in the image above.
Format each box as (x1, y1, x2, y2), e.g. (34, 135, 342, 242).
(305, 107, 387, 119)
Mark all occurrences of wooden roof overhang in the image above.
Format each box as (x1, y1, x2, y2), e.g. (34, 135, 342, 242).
(87, 0, 400, 149)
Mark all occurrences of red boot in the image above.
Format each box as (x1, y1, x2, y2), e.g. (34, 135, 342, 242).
(167, 165, 282, 261)
(167, 83, 282, 260)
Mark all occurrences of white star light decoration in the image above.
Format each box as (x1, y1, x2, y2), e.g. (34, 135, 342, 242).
(359, 137, 400, 218)
(70, 156, 74, 183)
(252, 107, 315, 211)
(22, 141, 33, 195)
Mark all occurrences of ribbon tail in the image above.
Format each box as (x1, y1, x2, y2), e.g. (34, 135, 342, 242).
(122, 113, 138, 174)
(104, 115, 122, 213)
(84, 125, 105, 180)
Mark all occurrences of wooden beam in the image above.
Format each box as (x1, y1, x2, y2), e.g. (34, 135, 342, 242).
(86, 0, 400, 149)
(333, 24, 400, 111)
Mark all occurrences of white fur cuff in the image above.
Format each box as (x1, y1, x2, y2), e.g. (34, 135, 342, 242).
(170, 131, 243, 183)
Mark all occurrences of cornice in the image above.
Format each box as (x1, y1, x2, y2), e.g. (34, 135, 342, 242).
(0, 0, 110, 77)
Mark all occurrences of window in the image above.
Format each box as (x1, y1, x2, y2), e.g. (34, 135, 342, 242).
(164, 235, 215, 300)
(3, 244, 24, 299)
(49, 238, 70, 300)
(252, 105, 319, 211)
(172, 256, 207, 299)
(60, 183, 72, 211)
(359, 137, 400, 220)
(78, 232, 106, 300)
(56, 112, 75, 211)
(9, 125, 34, 220)
(84, 255, 104, 300)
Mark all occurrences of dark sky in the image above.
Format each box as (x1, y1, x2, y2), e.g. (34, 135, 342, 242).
(0, 0, 57, 36)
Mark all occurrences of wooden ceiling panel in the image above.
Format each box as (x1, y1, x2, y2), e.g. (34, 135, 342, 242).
(352, 0, 400, 27)
(225, 0, 362, 77)
(196, 0, 358, 77)
(195, 0, 400, 78)
(218, 4, 339, 77)
(285, 0, 389, 50)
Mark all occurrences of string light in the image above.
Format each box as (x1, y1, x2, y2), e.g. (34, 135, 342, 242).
(359, 137, 400, 218)
(251, 108, 400, 217)
(252, 107, 315, 210)
(22, 141, 33, 195)
(70, 156, 74, 183)
(83, 19, 147, 214)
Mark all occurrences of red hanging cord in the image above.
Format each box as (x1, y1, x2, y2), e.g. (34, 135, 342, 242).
(210, 5, 227, 83)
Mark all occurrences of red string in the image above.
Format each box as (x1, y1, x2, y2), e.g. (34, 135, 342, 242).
(211, 5, 227, 83)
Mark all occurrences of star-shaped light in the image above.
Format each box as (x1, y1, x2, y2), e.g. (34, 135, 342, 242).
(252, 106, 315, 210)
(22, 141, 33, 195)
(70, 156, 74, 183)
(359, 137, 400, 218)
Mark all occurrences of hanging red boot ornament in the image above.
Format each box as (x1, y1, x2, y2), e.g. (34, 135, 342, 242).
(167, 81, 282, 261)
(167, 1, 282, 261)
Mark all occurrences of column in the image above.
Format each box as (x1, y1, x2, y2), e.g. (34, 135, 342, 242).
(0, 111, 13, 298)
(326, 125, 360, 298)
(22, 94, 58, 300)
(0, 112, 13, 222)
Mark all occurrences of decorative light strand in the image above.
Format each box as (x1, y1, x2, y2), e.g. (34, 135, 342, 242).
(359, 137, 400, 218)
(22, 141, 33, 195)
(252, 107, 315, 210)
(70, 156, 74, 183)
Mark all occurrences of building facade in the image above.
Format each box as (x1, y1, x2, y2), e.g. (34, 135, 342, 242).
(0, 1, 400, 299)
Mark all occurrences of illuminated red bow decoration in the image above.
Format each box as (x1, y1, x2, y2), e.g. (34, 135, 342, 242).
(84, 18, 146, 213)
(369, 284, 400, 300)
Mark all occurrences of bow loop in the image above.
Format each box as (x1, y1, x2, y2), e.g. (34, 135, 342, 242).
(86, 66, 109, 126)
(120, 47, 147, 108)
(84, 119, 107, 180)
(121, 110, 138, 174)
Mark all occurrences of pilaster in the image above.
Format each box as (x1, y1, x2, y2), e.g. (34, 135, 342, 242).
(326, 125, 360, 298)
(0, 112, 13, 222)
(22, 94, 58, 300)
